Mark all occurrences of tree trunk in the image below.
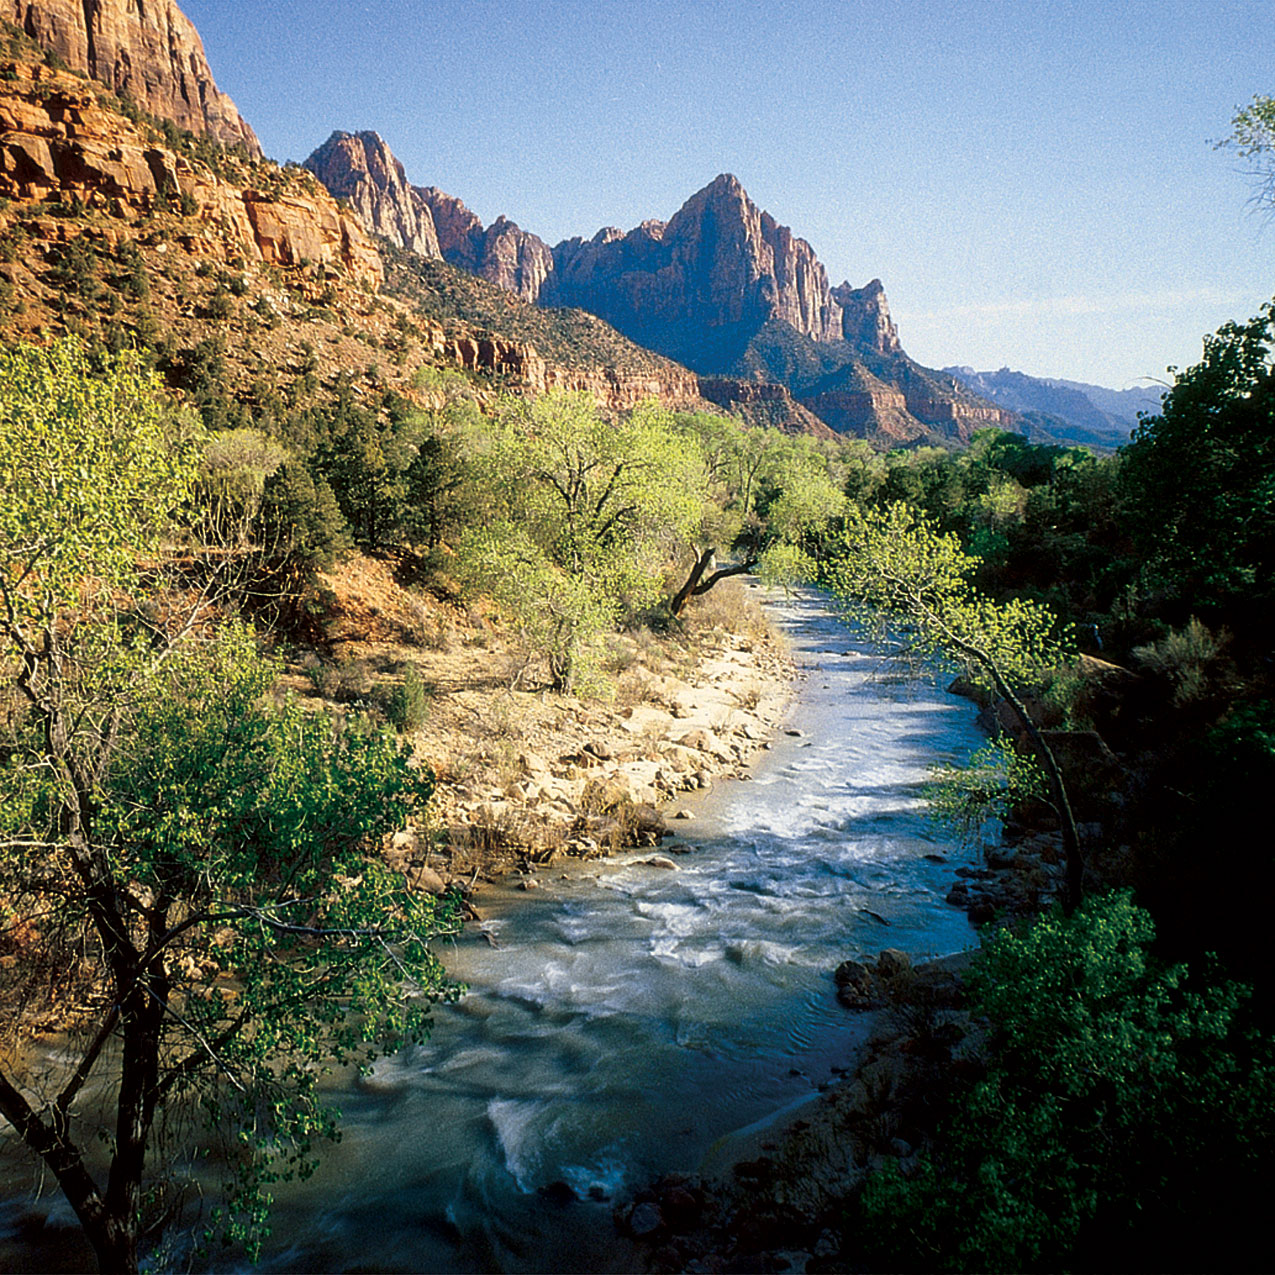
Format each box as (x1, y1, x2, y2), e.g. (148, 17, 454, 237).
(980, 657, 1084, 913)
(670, 548, 716, 616)
(670, 550, 759, 618)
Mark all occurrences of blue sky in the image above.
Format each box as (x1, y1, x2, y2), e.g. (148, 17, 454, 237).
(182, 0, 1271, 388)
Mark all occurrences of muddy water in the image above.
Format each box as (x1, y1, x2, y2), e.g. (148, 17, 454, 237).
(248, 590, 985, 1273)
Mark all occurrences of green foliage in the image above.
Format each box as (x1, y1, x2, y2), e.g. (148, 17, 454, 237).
(926, 734, 1048, 848)
(1132, 616, 1228, 706)
(384, 663, 432, 732)
(823, 502, 1067, 692)
(1121, 301, 1275, 614)
(454, 392, 709, 689)
(1216, 93, 1275, 213)
(858, 892, 1275, 1273)
(0, 343, 460, 1270)
(0, 339, 200, 629)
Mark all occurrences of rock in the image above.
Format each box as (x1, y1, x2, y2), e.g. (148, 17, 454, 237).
(833, 959, 870, 989)
(986, 844, 1018, 869)
(627, 1201, 664, 1238)
(640, 856, 678, 870)
(304, 131, 441, 257)
(517, 878, 539, 891)
(412, 866, 448, 895)
(418, 185, 557, 301)
(583, 739, 615, 761)
(0, 62, 380, 286)
(673, 809, 694, 820)
(658, 1184, 702, 1231)
(538, 1180, 576, 1206)
(7, 0, 261, 153)
(876, 948, 912, 980)
(784, 728, 805, 737)
(632, 803, 666, 838)
(518, 749, 551, 774)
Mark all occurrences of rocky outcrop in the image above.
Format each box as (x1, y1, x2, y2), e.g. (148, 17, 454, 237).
(549, 174, 845, 359)
(414, 185, 554, 302)
(414, 185, 483, 270)
(5, 0, 260, 153)
(698, 377, 836, 439)
(0, 61, 379, 285)
(303, 131, 440, 258)
(832, 278, 900, 356)
(443, 331, 703, 413)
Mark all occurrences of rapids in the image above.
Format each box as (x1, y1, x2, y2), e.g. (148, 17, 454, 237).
(250, 589, 986, 1273)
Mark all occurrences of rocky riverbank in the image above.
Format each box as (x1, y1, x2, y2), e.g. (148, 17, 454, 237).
(617, 949, 981, 1273)
(289, 555, 796, 896)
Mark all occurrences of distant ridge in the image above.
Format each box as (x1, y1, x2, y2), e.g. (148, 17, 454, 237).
(944, 366, 1164, 447)
(305, 134, 1019, 446)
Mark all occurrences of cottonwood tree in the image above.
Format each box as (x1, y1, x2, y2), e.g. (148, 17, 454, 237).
(824, 503, 1083, 911)
(455, 392, 708, 689)
(1216, 93, 1275, 216)
(0, 341, 460, 1273)
(669, 415, 846, 615)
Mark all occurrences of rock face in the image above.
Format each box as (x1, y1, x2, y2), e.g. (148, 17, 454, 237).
(832, 278, 901, 356)
(303, 131, 440, 258)
(0, 60, 379, 285)
(5, 0, 260, 154)
(443, 331, 703, 413)
(548, 174, 845, 359)
(302, 129, 1018, 445)
(415, 186, 553, 301)
(697, 377, 836, 439)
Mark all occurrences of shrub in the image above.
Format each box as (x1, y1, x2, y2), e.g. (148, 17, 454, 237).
(857, 891, 1275, 1273)
(384, 665, 431, 732)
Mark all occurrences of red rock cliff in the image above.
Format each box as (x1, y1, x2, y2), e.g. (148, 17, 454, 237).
(0, 60, 379, 286)
(304, 131, 440, 259)
(6, 0, 260, 153)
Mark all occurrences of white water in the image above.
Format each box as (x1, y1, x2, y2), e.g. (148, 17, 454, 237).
(0, 590, 987, 1273)
(247, 590, 985, 1273)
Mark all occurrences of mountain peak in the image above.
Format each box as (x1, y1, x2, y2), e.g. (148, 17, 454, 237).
(304, 131, 440, 258)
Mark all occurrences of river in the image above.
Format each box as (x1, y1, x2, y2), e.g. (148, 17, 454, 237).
(244, 588, 985, 1273)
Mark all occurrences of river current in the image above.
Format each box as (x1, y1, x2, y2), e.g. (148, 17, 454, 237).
(0, 588, 986, 1273)
(250, 589, 985, 1273)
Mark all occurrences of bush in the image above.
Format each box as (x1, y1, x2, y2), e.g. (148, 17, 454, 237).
(384, 665, 431, 732)
(857, 891, 1275, 1273)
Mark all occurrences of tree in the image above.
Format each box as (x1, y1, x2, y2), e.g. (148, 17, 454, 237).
(824, 503, 1082, 910)
(455, 392, 708, 688)
(0, 341, 460, 1273)
(1216, 93, 1275, 215)
(858, 892, 1275, 1273)
(669, 415, 846, 616)
(1120, 301, 1275, 617)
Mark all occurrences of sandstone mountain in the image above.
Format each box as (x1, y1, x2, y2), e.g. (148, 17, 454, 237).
(0, 20, 714, 426)
(304, 131, 440, 260)
(304, 136, 1016, 445)
(5, 0, 259, 153)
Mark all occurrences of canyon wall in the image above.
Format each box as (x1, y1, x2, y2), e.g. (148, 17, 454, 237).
(5, 0, 260, 153)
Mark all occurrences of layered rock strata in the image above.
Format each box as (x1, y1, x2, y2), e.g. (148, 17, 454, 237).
(5, 0, 259, 153)
(0, 60, 379, 285)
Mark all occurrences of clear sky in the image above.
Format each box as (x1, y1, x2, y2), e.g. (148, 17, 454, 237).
(182, 0, 1271, 389)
